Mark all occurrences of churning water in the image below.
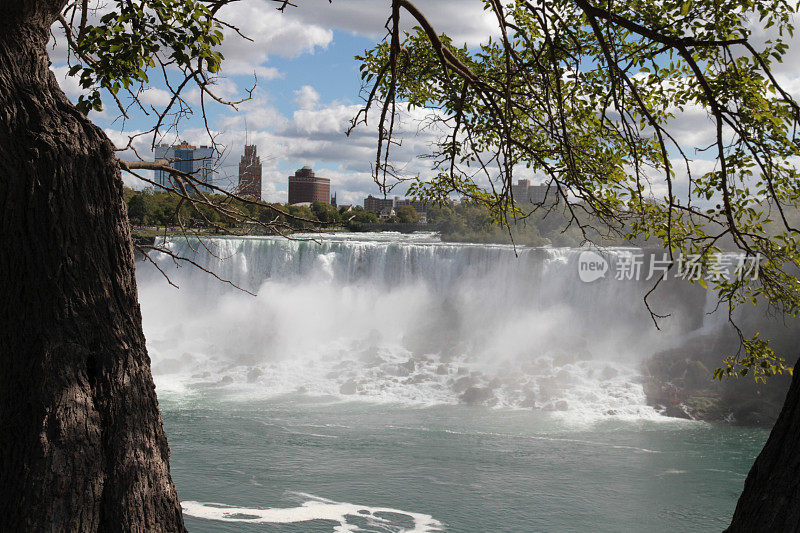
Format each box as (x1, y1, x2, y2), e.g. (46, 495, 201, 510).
(138, 232, 766, 532)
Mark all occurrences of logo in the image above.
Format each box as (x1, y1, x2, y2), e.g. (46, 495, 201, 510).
(578, 250, 608, 283)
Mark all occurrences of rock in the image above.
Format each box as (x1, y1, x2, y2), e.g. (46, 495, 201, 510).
(460, 387, 494, 405)
(296, 386, 308, 394)
(600, 366, 618, 381)
(453, 376, 476, 393)
(361, 353, 386, 368)
(731, 399, 781, 427)
(399, 358, 416, 373)
(523, 358, 552, 374)
(219, 375, 234, 385)
(684, 360, 712, 390)
(436, 364, 449, 375)
(683, 395, 725, 421)
(405, 373, 428, 384)
(663, 403, 693, 420)
(520, 394, 537, 408)
(339, 380, 358, 395)
(555, 400, 569, 411)
(247, 368, 263, 383)
(552, 352, 581, 366)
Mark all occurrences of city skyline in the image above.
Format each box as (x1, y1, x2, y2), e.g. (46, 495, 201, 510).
(59, 0, 742, 206)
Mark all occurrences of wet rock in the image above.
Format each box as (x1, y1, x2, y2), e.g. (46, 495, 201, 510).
(436, 364, 449, 375)
(453, 376, 476, 393)
(520, 394, 537, 408)
(460, 387, 494, 405)
(600, 366, 618, 381)
(247, 368, 263, 383)
(405, 373, 428, 384)
(555, 400, 569, 411)
(523, 358, 552, 374)
(537, 377, 563, 401)
(191, 371, 211, 379)
(340, 380, 358, 395)
(730, 399, 781, 427)
(219, 375, 234, 385)
(361, 352, 386, 368)
(399, 358, 416, 373)
(296, 386, 308, 394)
(663, 403, 693, 420)
(552, 352, 581, 366)
(236, 353, 260, 366)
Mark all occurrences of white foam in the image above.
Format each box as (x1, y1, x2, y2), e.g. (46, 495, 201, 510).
(139, 234, 702, 420)
(182, 492, 443, 532)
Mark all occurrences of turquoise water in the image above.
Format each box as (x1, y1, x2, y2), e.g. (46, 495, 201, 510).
(161, 391, 766, 532)
(139, 234, 770, 532)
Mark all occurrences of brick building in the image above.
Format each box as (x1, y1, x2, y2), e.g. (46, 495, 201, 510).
(394, 197, 428, 214)
(288, 166, 330, 205)
(364, 194, 394, 213)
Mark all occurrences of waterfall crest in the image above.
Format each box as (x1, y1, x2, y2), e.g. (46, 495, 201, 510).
(138, 233, 708, 420)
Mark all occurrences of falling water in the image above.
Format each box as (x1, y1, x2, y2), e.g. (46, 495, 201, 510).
(138, 232, 709, 420)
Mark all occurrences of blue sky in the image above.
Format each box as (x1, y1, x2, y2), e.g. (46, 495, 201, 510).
(49, 0, 800, 206)
(50, 0, 500, 205)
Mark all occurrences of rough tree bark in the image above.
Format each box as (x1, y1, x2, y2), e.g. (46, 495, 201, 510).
(0, 2, 186, 531)
(727, 360, 800, 531)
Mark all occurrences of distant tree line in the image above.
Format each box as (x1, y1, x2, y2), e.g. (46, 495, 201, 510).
(124, 187, 645, 245)
(427, 201, 634, 247)
(122, 187, 405, 233)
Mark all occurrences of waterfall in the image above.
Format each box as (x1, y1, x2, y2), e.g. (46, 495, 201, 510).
(137, 232, 709, 419)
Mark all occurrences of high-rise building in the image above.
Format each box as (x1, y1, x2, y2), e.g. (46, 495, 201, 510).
(364, 195, 394, 213)
(288, 166, 330, 204)
(154, 142, 214, 193)
(511, 179, 553, 206)
(394, 197, 428, 214)
(238, 145, 262, 200)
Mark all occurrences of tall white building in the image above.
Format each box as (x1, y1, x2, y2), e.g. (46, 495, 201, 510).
(154, 142, 215, 193)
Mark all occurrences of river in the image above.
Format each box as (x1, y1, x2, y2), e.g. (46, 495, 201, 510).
(137, 232, 767, 532)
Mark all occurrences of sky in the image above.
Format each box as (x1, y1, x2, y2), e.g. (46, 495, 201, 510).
(48, 0, 800, 207)
(49, 0, 501, 206)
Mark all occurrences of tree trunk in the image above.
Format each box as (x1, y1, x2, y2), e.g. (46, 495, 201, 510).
(0, 4, 186, 531)
(727, 360, 800, 531)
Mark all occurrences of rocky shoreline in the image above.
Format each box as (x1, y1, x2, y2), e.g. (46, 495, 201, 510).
(642, 334, 793, 427)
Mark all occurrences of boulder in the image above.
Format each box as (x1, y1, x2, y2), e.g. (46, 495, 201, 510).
(340, 380, 358, 395)
(663, 403, 693, 420)
(460, 387, 494, 405)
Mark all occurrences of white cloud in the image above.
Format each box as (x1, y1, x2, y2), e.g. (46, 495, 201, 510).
(280, 0, 498, 46)
(50, 65, 84, 101)
(139, 87, 173, 107)
(217, 0, 333, 77)
(294, 85, 320, 110)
